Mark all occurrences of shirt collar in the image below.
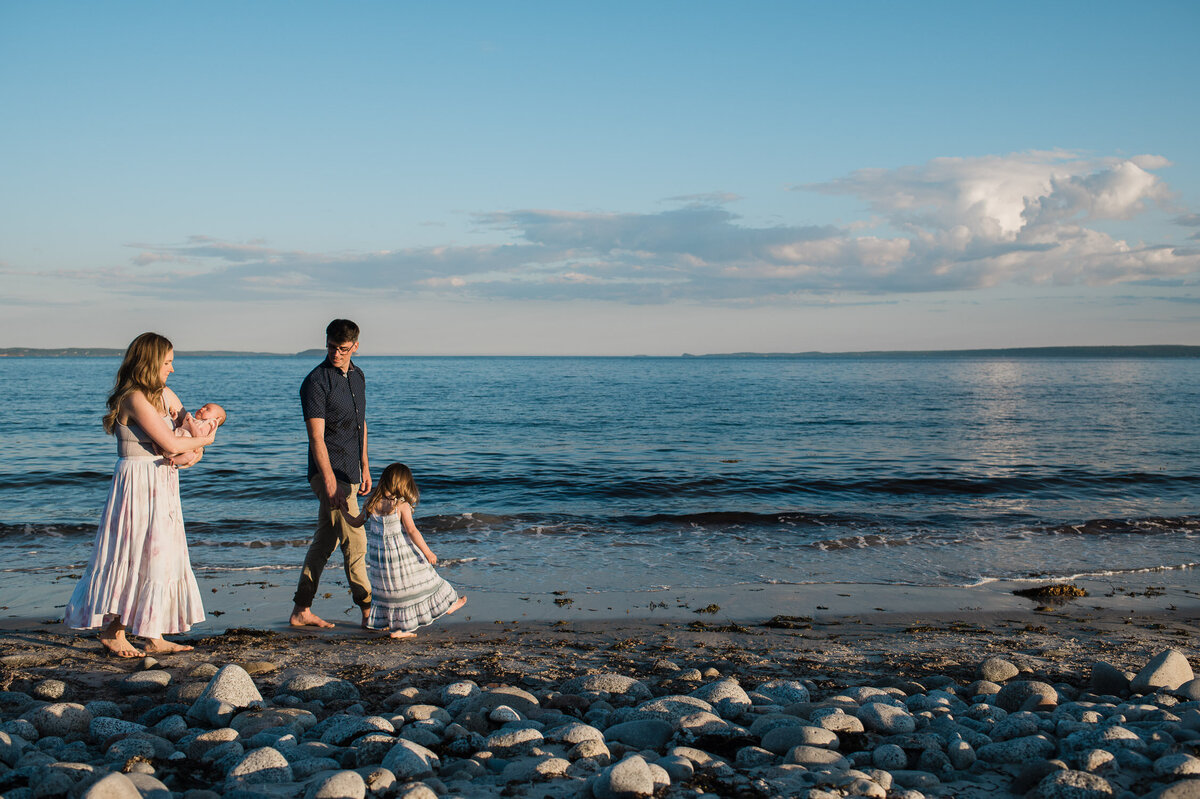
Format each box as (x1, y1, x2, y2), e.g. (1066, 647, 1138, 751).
(320, 357, 359, 376)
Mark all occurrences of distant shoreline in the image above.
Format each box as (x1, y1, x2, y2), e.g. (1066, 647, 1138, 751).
(3, 345, 1200, 358)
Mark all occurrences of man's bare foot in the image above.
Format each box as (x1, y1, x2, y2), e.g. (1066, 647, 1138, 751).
(143, 638, 194, 654)
(361, 606, 371, 629)
(387, 629, 417, 639)
(447, 595, 468, 614)
(290, 607, 335, 629)
(98, 623, 142, 658)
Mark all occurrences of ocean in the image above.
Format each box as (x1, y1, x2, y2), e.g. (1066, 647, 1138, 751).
(2, 354, 1198, 602)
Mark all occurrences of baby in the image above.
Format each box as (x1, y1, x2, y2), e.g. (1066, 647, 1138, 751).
(166, 402, 227, 467)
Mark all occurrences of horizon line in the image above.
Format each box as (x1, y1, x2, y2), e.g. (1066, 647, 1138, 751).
(3, 344, 1200, 359)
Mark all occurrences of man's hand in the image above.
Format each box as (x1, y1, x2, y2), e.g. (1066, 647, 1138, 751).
(359, 467, 372, 495)
(325, 475, 349, 511)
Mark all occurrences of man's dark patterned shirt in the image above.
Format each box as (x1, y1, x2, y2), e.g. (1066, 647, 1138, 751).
(300, 358, 366, 484)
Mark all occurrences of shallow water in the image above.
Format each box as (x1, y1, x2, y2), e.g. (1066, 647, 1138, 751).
(2, 355, 1197, 596)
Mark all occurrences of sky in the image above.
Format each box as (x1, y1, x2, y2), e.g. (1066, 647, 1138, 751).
(2, 1, 1199, 355)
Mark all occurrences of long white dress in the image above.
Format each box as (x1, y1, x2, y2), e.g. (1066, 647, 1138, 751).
(64, 417, 205, 638)
(364, 510, 459, 633)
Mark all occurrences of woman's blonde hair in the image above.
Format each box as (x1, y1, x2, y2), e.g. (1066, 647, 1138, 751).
(364, 463, 420, 515)
(102, 332, 173, 434)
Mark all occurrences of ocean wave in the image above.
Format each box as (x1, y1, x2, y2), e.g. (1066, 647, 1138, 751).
(423, 469, 1200, 501)
(1046, 516, 1200, 536)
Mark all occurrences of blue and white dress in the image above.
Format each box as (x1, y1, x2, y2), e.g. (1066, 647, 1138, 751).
(364, 507, 459, 632)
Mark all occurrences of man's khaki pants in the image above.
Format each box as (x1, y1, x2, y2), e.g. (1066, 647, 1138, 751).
(292, 476, 371, 610)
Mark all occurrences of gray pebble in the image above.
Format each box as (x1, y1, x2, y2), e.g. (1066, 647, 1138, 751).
(106, 736, 158, 762)
(32, 680, 67, 701)
(291, 756, 342, 778)
(81, 772, 142, 799)
(382, 739, 438, 780)
(226, 746, 293, 787)
(189, 727, 240, 759)
(125, 772, 171, 799)
(24, 703, 91, 739)
(152, 714, 189, 742)
(189, 663, 220, 680)
(569, 738, 611, 764)
(89, 716, 146, 743)
(633, 695, 713, 724)
(595, 754, 656, 799)
(562, 674, 652, 702)
(604, 718, 674, 749)
(84, 701, 122, 720)
(353, 732, 398, 767)
(761, 725, 838, 754)
(978, 657, 1019, 683)
(319, 715, 394, 746)
(193, 665, 263, 713)
(785, 745, 850, 770)
(857, 702, 916, 734)
(978, 734, 1056, 763)
(892, 769, 941, 789)
(690, 679, 751, 719)
(996, 681, 1059, 712)
(303, 768, 366, 799)
(1133, 649, 1195, 694)
(873, 743, 908, 770)
(279, 673, 360, 703)
(755, 679, 810, 705)
(545, 721, 603, 744)
(1035, 768, 1115, 798)
(118, 671, 171, 694)
(484, 726, 543, 758)
(1157, 753, 1200, 778)
(395, 782, 438, 799)
(947, 737, 975, 770)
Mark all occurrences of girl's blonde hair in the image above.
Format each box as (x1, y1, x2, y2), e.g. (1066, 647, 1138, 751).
(365, 462, 420, 515)
(102, 332, 173, 434)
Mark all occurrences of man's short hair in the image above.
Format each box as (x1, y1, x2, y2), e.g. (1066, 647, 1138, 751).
(326, 319, 360, 343)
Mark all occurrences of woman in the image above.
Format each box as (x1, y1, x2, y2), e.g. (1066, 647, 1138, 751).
(65, 332, 215, 657)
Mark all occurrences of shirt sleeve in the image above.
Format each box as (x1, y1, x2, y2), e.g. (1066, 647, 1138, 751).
(299, 372, 327, 420)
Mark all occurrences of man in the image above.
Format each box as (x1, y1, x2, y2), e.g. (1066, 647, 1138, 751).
(289, 319, 372, 629)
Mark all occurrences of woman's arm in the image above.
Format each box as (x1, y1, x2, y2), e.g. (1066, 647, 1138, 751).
(125, 392, 213, 455)
(170, 448, 203, 468)
(399, 503, 437, 565)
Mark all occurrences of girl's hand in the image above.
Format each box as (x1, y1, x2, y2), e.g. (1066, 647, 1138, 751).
(426, 551, 438, 566)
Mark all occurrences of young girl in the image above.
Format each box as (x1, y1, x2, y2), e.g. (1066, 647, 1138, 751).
(345, 463, 467, 638)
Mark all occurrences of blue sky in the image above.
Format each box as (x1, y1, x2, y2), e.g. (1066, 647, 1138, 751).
(2, 1, 1198, 355)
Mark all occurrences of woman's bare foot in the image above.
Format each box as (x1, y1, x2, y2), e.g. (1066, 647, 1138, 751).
(290, 606, 335, 629)
(98, 621, 142, 658)
(143, 637, 194, 655)
(387, 629, 417, 639)
(447, 595, 468, 614)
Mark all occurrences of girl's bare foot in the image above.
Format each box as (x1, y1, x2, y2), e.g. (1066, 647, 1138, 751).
(290, 606, 335, 629)
(387, 629, 417, 639)
(447, 595, 468, 614)
(143, 637, 194, 654)
(98, 621, 142, 658)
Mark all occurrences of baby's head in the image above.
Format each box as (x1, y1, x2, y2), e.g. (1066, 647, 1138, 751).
(195, 402, 227, 427)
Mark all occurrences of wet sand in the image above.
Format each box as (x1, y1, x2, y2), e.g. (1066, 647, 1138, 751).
(4, 569, 1199, 688)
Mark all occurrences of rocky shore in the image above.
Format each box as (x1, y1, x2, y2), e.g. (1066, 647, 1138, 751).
(1, 608, 1199, 798)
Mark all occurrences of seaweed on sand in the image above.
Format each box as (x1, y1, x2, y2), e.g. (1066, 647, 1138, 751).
(1013, 583, 1088, 600)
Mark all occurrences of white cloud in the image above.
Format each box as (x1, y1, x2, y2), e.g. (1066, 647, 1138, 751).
(47, 151, 1200, 304)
